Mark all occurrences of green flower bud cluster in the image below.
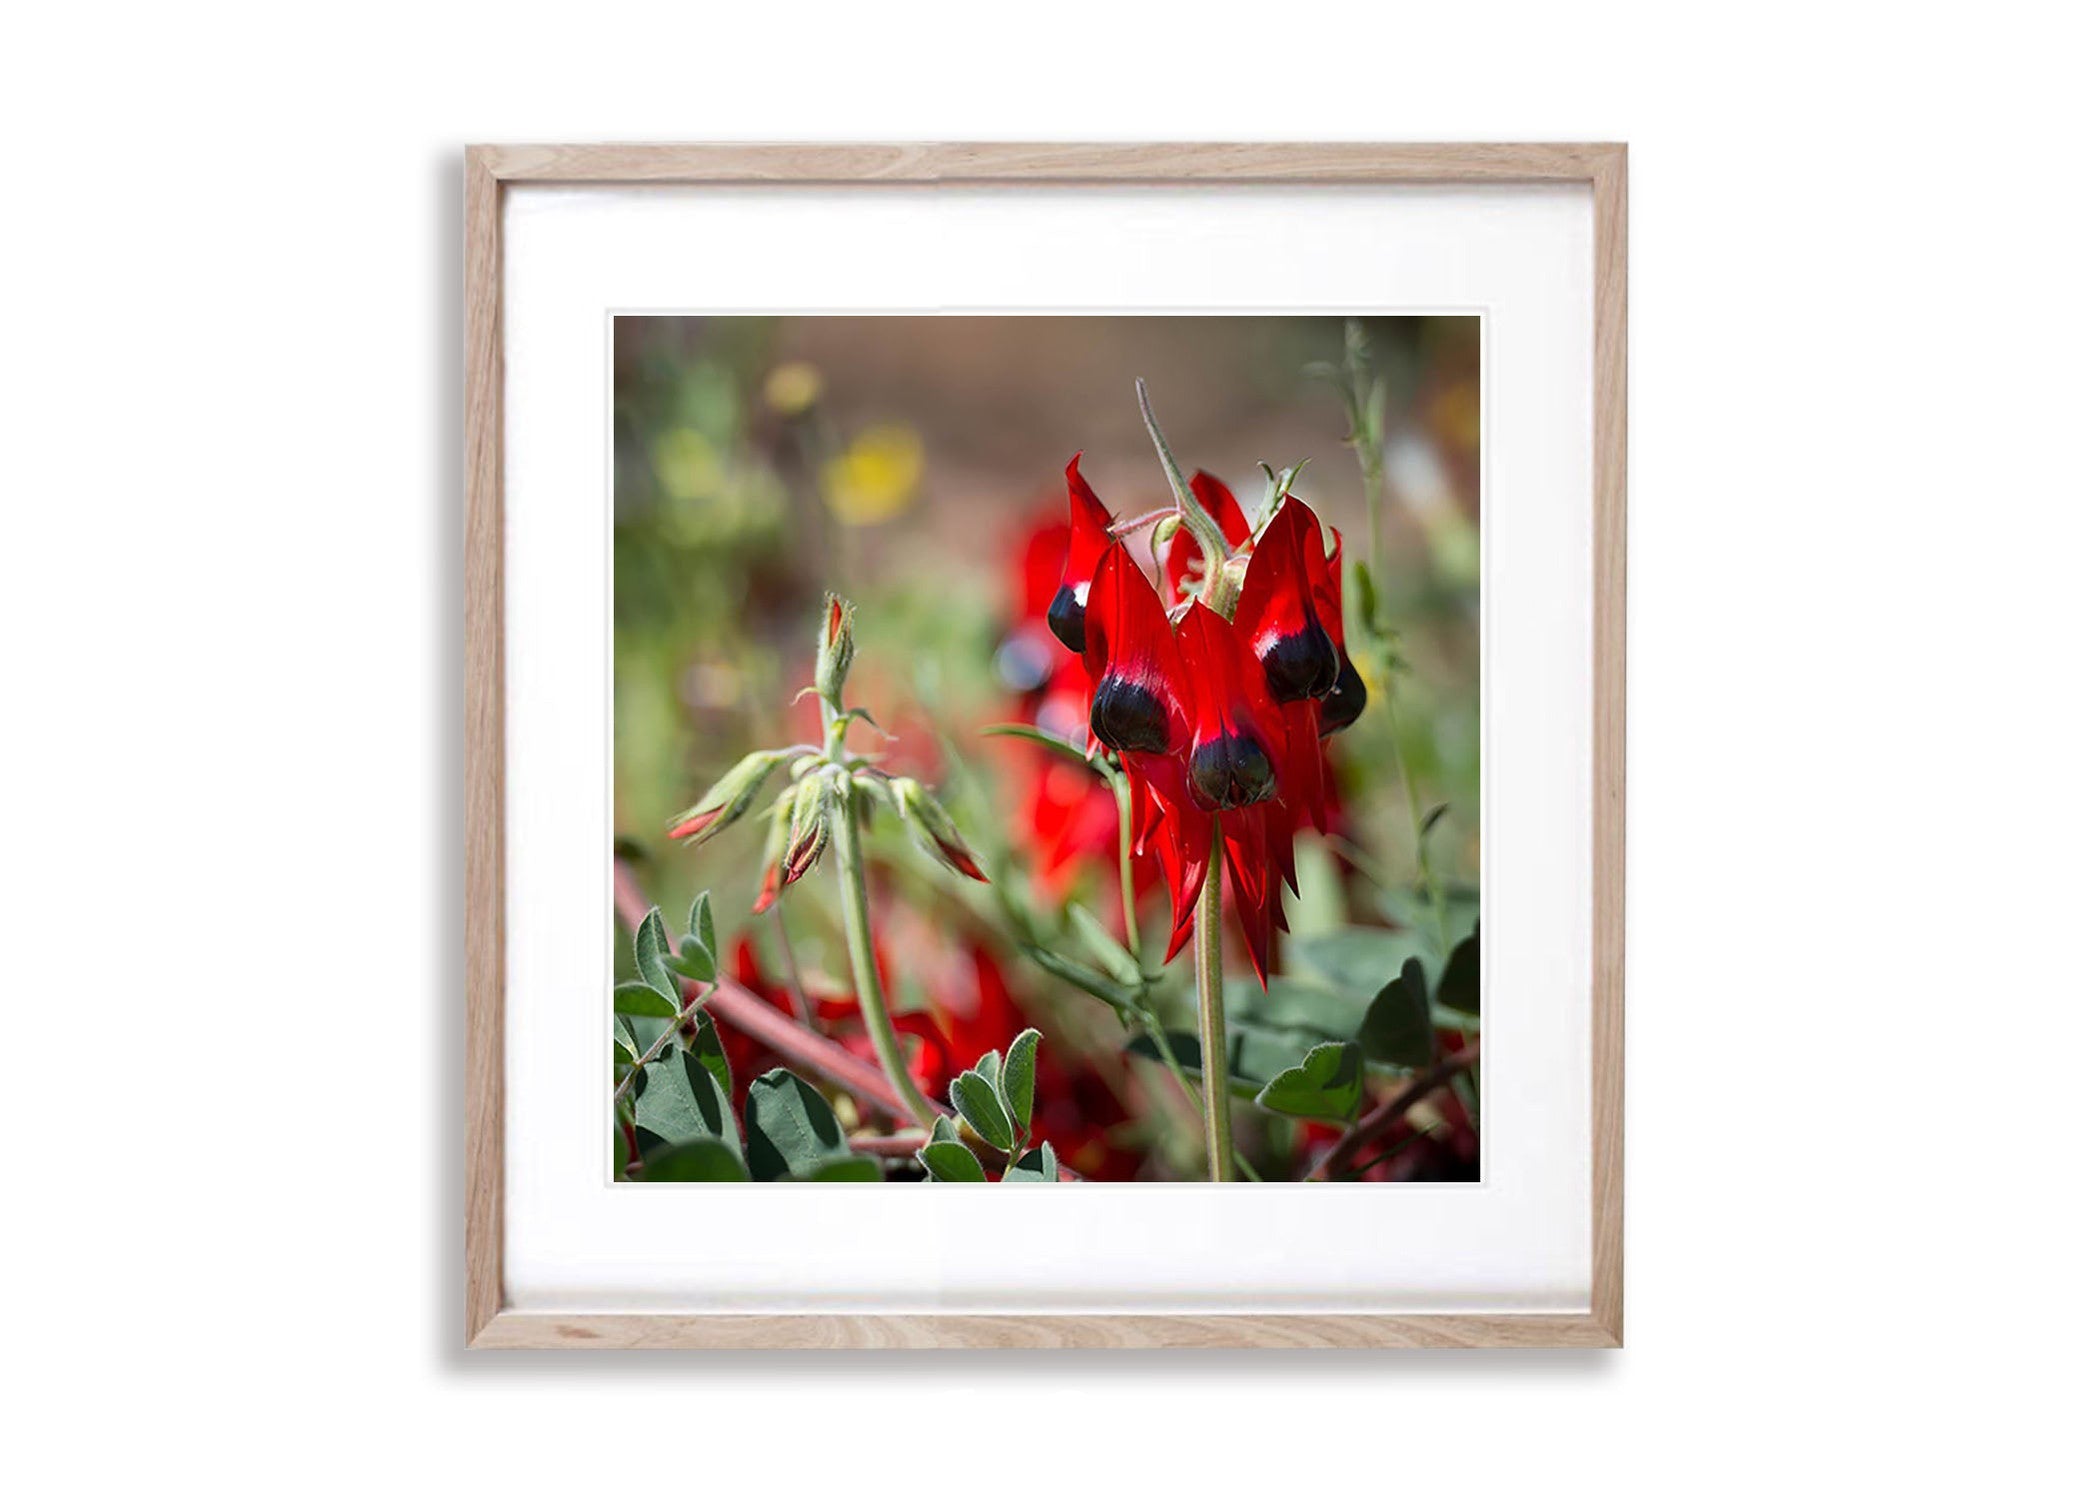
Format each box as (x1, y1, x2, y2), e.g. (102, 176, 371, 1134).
(669, 593, 989, 914)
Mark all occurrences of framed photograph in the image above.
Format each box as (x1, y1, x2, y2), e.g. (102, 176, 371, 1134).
(466, 143, 1625, 1349)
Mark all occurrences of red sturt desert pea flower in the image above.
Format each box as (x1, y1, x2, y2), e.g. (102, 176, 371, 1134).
(1051, 453, 1364, 984)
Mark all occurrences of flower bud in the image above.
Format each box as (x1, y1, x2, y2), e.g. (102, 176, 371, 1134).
(779, 772, 833, 890)
(814, 593, 856, 702)
(888, 776, 989, 883)
(749, 788, 797, 914)
(667, 748, 792, 845)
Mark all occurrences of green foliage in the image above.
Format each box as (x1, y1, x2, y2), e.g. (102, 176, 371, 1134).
(1254, 1041, 1366, 1123)
(1289, 927, 1442, 1004)
(1003, 1144, 1059, 1183)
(643, 1137, 750, 1182)
(919, 1116, 990, 1183)
(634, 1048, 738, 1160)
(670, 891, 718, 982)
(1438, 923, 1481, 1015)
(633, 907, 679, 1004)
(1358, 958, 1434, 1068)
(949, 1069, 1014, 1154)
(1001, 1029, 1040, 1140)
(742, 1068, 851, 1182)
(917, 1030, 1059, 1183)
(614, 981, 678, 1018)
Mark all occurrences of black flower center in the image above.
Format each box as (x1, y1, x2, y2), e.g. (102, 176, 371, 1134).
(1046, 583, 1089, 653)
(1189, 731, 1276, 810)
(1257, 623, 1339, 704)
(1320, 651, 1367, 737)
(1089, 676, 1170, 754)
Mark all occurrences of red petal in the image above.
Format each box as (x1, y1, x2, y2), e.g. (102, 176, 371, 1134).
(1219, 807, 1274, 985)
(1083, 545, 1194, 754)
(1175, 602, 1288, 812)
(1046, 454, 1120, 652)
(1234, 496, 1338, 705)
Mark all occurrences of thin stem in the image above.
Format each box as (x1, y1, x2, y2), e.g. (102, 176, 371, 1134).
(612, 982, 717, 1104)
(1305, 1044, 1479, 1182)
(767, 903, 815, 1025)
(831, 785, 939, 1128)
(1112, 770, 1143, 967)
(1192, 820, 1233, 1181)
(1109, 505, 1179, 538)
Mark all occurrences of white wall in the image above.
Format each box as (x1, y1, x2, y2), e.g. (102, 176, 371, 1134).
(6, 4, 2093, 1495)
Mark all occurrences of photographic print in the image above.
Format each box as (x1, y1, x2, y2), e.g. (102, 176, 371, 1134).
(611, 314, 1480, 1185)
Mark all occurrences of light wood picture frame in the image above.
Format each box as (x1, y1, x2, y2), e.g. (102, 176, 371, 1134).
(465, 142, 1626, 1350)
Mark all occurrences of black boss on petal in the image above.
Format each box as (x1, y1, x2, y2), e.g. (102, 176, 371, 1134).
(1189, 731, 1276, 810)
(1257, 623, 1339, 704)
(1089, 676, 1171, 754)
(1320, 652, 1367, 737)
(1046, 583, 1089, 653)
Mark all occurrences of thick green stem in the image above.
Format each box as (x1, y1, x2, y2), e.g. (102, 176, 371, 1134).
(1193, 821, 1233, 1181)
(1137, 378, 1231, 595)
(830, 785, 938, 1128)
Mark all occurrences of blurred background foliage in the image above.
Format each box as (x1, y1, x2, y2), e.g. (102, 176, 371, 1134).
(614, 315, 1480, 1180)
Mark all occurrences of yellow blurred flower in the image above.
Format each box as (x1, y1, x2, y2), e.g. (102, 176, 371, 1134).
(763, 361, 824, 417)
(650, 427, 723, 502)
(822, 424, 923, 526)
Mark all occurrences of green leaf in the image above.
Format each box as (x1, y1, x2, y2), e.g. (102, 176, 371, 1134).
(980, 722, 1103, 773)
(917, 1140, 988, 1183)
(1003, 1143, 1059, 1182)
(641, 1136, 750, 1182)
(613, 1014, 641, 1061)
(742, 1069, 848, 1181)
(614, 980, 678, 1018)
(1069, 904, 1143, 987)
(633, 1048, 739, 1155)
(793, 1155, 882, 1182)
(949, 1070, 1015, 1154)
(634, 907, 677, 1001)
(625, 1012, 673, 1057)
(1290, 927, 1441, 1004)
(1358, 958, 1434, 1068)
(929, 1114, 963, 1146)
(1438, 925, 1481, 1015)
(685, 1011, 735, 1107)
(1254, 1040, 1366, 1122)
(670, 937, 716, 984)
(670, 895, 718, 982)
(1020, 946, 1141, 1018)
(1001, 1029, 1041, 1142)
(1225, 974, 1373, 1046)
(1125, 1030, 1270, 1099)
(615, 1123, 631, 1179)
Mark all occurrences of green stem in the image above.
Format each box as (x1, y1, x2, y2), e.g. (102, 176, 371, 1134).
(1114, 765, 1261, 1180)
(1112, 770, 1143, 967)
(1193, 821, 1233, 1181)
(1136, 378, 1230, 594)
(612, 982, 717, 1105)
(830, 783, 938, 1128)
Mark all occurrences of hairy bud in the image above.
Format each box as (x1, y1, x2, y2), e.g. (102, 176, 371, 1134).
(779, 772, 833, 892)
(667, 748, 792, 845)
(887, 776, 988, 882)
(815, 593, 856, 702)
